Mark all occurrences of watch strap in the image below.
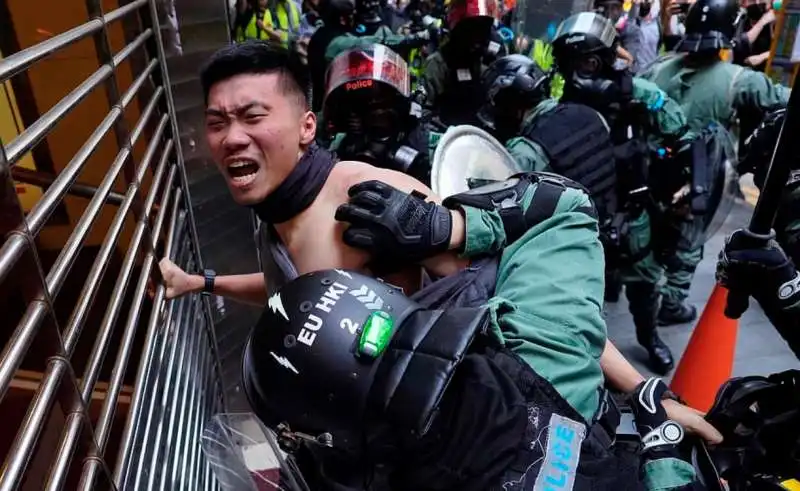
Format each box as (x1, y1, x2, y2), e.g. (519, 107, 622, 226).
(202, 269, 216, 296)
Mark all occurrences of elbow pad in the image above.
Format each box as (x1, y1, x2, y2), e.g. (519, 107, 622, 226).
(442, 172, 595, 244)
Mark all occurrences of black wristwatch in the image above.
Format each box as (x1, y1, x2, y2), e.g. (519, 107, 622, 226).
(202, 269, 216, 296)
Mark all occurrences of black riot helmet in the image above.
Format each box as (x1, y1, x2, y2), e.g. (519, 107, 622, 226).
(551, 13, 630, 109)
(243, 269, 488, 458)
(552, 12, 619, 79)
(445, 0, 499, 60)
(676, 0, 744, 52)
(320, 0, 357, 27)
(699, 370, 800, 490)
(477, 54, 550, 141)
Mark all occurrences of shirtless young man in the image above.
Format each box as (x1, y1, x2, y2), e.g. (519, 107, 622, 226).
(158, 41, 720, 443)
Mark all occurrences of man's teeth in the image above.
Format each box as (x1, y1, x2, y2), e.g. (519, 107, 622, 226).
(232, 173, 257, 185)
(230, 161, 252, 169)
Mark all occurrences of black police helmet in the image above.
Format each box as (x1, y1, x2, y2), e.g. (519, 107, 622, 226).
(320, 0, 357, 23)
(477, 54, 550, 132)
(243, 269, 487, 455)
(551, 12, 619, 77)
(676, 0, 743, 52)
(703, 370, 800, 486)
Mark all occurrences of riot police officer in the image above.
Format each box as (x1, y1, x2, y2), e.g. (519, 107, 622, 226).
(422, 0, 502, 126)
(640, 0, 790, 326)
(323, 45, 434, 184)
(550, 12, 692, 374)
(243, 269, 698, 490)
(477, 54, 628, 305)
(476, 54, 551, 144)
(308, 0, 434, 112)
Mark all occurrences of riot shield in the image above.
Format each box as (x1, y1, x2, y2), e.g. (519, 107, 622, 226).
(510, 0, 593, 53)
(201, 413, 310, 491)
(431, 125, 522, 198)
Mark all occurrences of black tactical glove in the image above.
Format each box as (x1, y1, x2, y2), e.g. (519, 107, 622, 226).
(335, 180, 453, 263)
(629, 378, 685, 460)
(716, 228, 800, 319)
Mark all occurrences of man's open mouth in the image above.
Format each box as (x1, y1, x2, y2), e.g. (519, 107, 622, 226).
(227, 160, 259, 187)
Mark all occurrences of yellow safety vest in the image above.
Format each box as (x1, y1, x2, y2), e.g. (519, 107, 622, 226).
(531, 39, 564, 100)
(269, 1, 302, 48)
(235, 3, 301, 47)
(236, 10, 275, 42)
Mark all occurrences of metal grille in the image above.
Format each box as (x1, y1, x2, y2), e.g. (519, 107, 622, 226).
(0, 0, 225, 489)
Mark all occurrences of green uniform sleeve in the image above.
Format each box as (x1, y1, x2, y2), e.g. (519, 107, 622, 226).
(505, 137, 550, 173)
(632, 77, 688, 140)
(422, 53, 448, 108)
(733, 69, 791, 114)
(484, 184, 606, 421)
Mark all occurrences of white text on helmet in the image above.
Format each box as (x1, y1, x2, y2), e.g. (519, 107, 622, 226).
(298, 282, 349, 347)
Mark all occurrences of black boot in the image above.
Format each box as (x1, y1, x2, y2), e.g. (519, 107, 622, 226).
(658, 299, 698, 326)
(626, 283, 675, 375)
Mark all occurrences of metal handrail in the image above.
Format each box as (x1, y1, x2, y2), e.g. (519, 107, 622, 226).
(0, 0, 227, 488)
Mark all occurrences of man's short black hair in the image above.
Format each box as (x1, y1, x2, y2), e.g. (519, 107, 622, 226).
(200, 41, 310, 109)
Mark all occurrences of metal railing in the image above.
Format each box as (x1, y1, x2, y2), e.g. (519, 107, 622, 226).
(0, 0, 225, 489)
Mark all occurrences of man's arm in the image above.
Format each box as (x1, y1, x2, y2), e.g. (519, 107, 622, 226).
(159, 258, 268, 306)
(734, 69, 791, 114)
(631, 76, 690, 140)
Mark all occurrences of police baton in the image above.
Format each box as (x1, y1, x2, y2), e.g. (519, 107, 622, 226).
(724, 86, 800, 319)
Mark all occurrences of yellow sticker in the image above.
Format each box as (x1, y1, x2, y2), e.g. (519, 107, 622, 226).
(781, 479, 800, 491)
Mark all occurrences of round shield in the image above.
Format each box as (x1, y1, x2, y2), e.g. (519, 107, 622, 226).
(702, 156, 739, 243)
(431, 125, 523, 198)
(701, 124, 740, 243)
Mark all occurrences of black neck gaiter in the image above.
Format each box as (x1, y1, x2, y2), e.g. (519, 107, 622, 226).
(248, 143, 335, 224)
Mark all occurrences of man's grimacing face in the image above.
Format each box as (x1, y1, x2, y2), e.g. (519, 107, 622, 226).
(205, 72, 316, 206)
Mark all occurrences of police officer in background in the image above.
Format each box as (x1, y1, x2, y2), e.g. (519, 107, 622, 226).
(549, 11, 692, 374)
(324, 45, 435, 184)
(422, 0, 501, 126)
(477, 54, 626, 306)
(717, 108, 800, 359)
(476, 54, 552, 144)
(308, 0, 434, 113)
(640, 0, 791, 325)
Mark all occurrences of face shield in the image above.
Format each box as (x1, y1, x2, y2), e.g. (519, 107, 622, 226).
(510, 0, 592, 56)
(324, 45, 411, 138)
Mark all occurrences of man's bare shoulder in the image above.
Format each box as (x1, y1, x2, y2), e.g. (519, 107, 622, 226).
(335, 160, 442, 203)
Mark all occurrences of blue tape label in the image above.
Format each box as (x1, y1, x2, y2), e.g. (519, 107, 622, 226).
(533, 413, 586, 491)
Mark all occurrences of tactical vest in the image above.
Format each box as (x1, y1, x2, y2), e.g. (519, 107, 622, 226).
(438, 62, 486, 127)
(521, 103, 618, 220)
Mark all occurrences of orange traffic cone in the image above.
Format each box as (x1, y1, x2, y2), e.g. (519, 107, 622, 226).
(669, 285, 739, 412)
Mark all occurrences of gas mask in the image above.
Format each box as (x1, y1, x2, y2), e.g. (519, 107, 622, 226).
(358, 0, 383, 25)
(563, 56, 632, 112)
